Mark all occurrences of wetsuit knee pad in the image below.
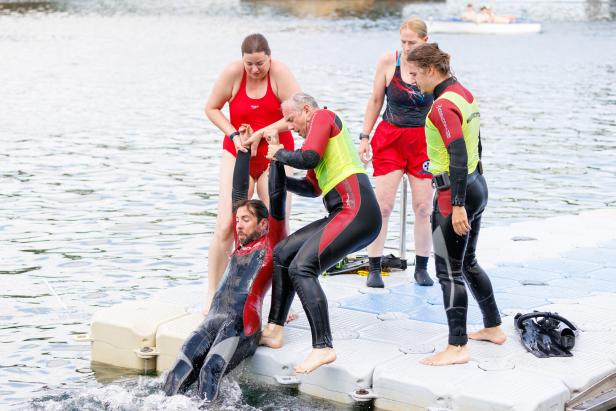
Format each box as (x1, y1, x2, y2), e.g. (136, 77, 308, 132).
(162, 356, 195, 396)
(198, 354, 228, 401)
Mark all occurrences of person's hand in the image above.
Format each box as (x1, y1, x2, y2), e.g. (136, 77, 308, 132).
(243, 127, 265, 157)
(358, 139, 372, 164)
(452, 206, 471, 236)
(234, 124, 251, 153)
(264, 129, 279, 145)
(267, 144, 283, 160)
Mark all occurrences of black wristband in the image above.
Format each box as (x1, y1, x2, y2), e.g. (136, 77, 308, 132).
(228, 131, 239, 142)
(359, 133, 370, 141)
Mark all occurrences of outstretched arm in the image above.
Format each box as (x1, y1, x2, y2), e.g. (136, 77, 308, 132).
(268, 160, 287, 221)
(286, 170, 321, 198)
(231, 125, 252, 207)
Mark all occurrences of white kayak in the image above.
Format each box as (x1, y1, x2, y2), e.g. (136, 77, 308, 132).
(427, 20, 542, 34)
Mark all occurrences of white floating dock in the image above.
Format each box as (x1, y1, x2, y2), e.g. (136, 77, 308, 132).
(86, 209, 616, 409)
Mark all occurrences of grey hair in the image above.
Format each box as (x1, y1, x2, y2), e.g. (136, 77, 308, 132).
(282, 92, 319, 112)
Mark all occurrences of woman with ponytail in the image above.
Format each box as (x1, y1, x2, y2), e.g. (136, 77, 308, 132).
(407, 43, 506, 366)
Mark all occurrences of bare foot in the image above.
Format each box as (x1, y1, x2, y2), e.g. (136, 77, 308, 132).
(421, 344, 469, 366)
(294, 348, 336, 374)
(286, 310, 299, 323)
(469, 326, 507, 345)
(259, 323, 284, 348)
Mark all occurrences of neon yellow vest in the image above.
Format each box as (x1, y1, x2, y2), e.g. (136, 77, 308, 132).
(425, 91, 480, 176)
(314, 116, 366, 195)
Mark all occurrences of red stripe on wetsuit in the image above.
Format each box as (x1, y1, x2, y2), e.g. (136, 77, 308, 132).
(318, 175, 362, 255)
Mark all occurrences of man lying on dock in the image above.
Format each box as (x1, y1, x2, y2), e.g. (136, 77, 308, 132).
(162, 125, 288, 401)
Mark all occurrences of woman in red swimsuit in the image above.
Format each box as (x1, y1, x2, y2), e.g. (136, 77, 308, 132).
(204, 33, 300, 314)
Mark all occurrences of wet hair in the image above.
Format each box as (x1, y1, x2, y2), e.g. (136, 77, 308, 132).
(233, 199, 269, 222)
(241, 33, 271, 56)
(399, 16, 428, 38)
(406, 43, 451, 76)
(282, 92, 319, 112)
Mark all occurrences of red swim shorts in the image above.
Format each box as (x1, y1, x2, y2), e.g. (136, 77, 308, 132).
(370, 120, 431, 179)
(223, 130, 295, 180)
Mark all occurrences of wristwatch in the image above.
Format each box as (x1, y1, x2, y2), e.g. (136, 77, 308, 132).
(228, 131, 240, 142)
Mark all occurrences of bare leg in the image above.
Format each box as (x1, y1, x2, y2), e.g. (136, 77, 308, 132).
(409, 175, 434, 286)
(204, 151, 255, 315)
(469, 326, 507, 344)
(421, 344, 469, 366)
(294, 348, 336, 374)
(366, 170, 403, 287)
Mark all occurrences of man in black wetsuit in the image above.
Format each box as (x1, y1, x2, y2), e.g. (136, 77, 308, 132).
(162, 127, 287, 400)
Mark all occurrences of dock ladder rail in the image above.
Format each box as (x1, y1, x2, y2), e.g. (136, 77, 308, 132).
(566, 371, 616, 410)
(399, 174, 408, 260)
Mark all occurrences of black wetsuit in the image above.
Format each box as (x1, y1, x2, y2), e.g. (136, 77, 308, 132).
(427, 78, 501, 346)
(163, 151, 287, 400)
(267, 109, 382, 348)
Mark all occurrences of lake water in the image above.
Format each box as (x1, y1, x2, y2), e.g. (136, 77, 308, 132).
(1, 0, 615, 409)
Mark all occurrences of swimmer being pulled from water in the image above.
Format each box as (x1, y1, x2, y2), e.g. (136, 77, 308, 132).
(163, 125, 288, 400)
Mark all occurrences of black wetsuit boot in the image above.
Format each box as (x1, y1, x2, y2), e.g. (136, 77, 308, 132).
(414, 255, 433, 286)
(366, 256, 384, 288)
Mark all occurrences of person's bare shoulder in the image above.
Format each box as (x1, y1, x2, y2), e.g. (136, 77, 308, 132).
(221, 60, 244, 78)
(269, 59, 293, 76)
(377, 51, 396, 67)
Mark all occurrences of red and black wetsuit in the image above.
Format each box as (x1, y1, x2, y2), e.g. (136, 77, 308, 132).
(267, 109, 381, 349)
(163, 150, 287, 400)
(429, 78, 500, 346)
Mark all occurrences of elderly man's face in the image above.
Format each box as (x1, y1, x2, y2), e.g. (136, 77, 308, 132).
(282, 104, 309, 138)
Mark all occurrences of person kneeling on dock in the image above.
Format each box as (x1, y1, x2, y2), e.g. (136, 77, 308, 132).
(260, 93, 382, 373)
(163, 125, 288, 400)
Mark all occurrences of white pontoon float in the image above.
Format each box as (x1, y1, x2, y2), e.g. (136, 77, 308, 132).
(78, 207, 616, 410)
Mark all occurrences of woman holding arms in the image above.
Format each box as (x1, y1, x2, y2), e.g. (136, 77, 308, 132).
(358, 17, 434, 288)
(406, 43, 506, 366)
(204, 33, 300, 314)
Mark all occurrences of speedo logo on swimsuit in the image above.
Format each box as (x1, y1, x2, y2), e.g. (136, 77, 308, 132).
(250, 105, 259, 110)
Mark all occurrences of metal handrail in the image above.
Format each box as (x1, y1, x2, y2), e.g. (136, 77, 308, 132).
(399, 174, 408, 259)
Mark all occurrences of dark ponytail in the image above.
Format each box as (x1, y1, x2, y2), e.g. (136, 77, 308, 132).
(407, 43, 451, 76)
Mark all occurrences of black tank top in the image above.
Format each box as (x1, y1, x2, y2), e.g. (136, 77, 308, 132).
(382, 51, 433, 128)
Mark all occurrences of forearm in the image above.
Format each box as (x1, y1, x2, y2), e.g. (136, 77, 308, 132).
(362, 96, 383, 135)
(267, 118, 291, 134)
(286, 176, 320, 197)
(232, 151, 251, 205)
(274, 149, 320, 170)
(268, 160, 287, 220)
(205, 108, 236, 136)
(447, 138, 468, 206)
